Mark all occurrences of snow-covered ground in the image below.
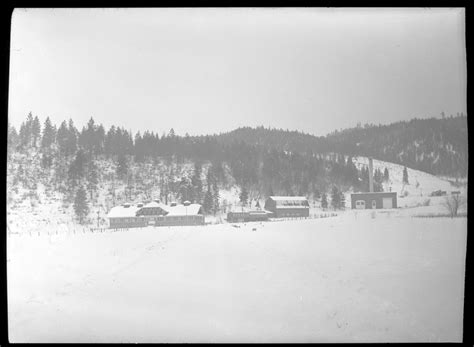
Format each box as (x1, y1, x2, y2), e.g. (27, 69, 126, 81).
(8, 210, 467, 343)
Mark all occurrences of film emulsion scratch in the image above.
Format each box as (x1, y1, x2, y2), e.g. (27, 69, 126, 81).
(7, 7, 467, 343)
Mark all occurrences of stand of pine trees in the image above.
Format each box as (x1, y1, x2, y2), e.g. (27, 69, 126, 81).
(10, 112, 465, 225)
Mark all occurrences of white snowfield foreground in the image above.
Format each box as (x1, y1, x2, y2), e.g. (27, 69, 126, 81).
(8, 212, 466, 343)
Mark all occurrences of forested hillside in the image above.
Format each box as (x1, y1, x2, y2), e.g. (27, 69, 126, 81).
(7, 113, 381, 224)
(324, 114, 468, 177)
(215, 114, 468, 178)
(7, 112, 466, 225)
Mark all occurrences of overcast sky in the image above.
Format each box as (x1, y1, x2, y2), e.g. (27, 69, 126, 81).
(9, 8, 466, 137)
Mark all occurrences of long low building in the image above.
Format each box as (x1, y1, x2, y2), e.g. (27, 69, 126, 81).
(107, 200, 204, 229)
(264, 196, 310, 218)
(227, 208, 271, 223)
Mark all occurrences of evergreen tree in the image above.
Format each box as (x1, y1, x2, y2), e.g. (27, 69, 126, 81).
(19, 121, 30, 149)
(331, 186, 341, 210)
(313, 188, 321, 200)
(321, 193, 328, 209)
(68, 149, 87, 185)
(41, 153, 53, 169)
(239, 185, 249, 206)
(56, 121, 69, 156)
(403, 166, 409, 184)
(116, 154, 128, 180)
(212, 180, 220, 215)
(373, 168, 384, 192)
(178, 176, 192, 203)
(8, 123, 19, 152)
(203, 187, 213, 214)
(104, 126, 116, 158)
(31, 115, 41, 148)
(95, 124, 105, 156)
(74, 185, 89, 224)
(23, 112, 34, 147)
(384, 167, 389, 181)
(86, 160, 99, 200)
(134, 132, 145, 162)
(340, 191, 346, 209)
(41, 117, 56, 150)
(268, 185, 275, 197)
(191, 161, 203, 204)
(66, 119, 78, 156)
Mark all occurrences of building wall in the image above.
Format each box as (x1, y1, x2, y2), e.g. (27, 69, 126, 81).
(274, 208, 309, 218)
(227, 212, 269, 223)
(264, 199, 276, 213)
(350, 192, 397, 209)
(109, 215, 204, 229)
(227, 212, 248, 223)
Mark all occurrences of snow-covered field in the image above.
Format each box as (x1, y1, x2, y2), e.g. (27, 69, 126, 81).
(8, 210, 467, 343)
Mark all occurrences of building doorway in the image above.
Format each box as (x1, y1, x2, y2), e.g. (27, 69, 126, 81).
(382, 197, 393, 209)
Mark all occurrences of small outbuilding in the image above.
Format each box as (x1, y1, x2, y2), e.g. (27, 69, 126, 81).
(350, 192, 397, 209)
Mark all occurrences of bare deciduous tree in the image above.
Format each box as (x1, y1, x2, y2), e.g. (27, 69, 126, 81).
(443, 194, 465, 218)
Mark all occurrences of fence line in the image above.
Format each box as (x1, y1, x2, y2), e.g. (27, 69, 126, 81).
(8, 212, 341, 237)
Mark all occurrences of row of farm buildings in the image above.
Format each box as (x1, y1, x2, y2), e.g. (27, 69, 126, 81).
(107, 192, 397, 229)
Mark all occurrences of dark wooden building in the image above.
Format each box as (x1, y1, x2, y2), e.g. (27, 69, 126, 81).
(264, 196, 310, 218)
(350, 192, 397, 209)
(227, 209, 270, 223)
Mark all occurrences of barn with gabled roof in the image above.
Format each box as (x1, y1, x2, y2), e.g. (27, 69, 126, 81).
(264, 196, 310, 218)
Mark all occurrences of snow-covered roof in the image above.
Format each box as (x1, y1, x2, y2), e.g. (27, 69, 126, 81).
(107, 205, 141, 218)
(143, 201, 161, 208)
(107, 202, 203, 218)
(273, 205, 309, 209)
(248, 210, 271, 215)
(228, 208, 271, 214)
(268, 196, 309, 208)
(142, 201, 169, 210)
(351, 192, 397, 196)
(164, 203, 202, 216)
(228, 206, 251, 213)
(269, 196, 308, 201)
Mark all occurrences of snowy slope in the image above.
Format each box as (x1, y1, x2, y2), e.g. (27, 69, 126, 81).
(351, 156, 467, 210)
(7, 151, 467, 237)
(8, 214, 466, 342)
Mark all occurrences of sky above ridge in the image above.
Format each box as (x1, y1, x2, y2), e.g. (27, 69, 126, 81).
(9, 8, 466, 136)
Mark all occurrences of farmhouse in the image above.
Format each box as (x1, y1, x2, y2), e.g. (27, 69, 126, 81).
(350, 157, 397, 209)
(107, 200, 204, 229)
(264, 196, 310, 218)
(227, 208, 271, 223)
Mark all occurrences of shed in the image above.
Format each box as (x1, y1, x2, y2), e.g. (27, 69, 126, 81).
(350, 192, 397, 209)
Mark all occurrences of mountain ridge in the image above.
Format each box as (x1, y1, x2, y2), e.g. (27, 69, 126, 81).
(212, 115, 467, 177)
